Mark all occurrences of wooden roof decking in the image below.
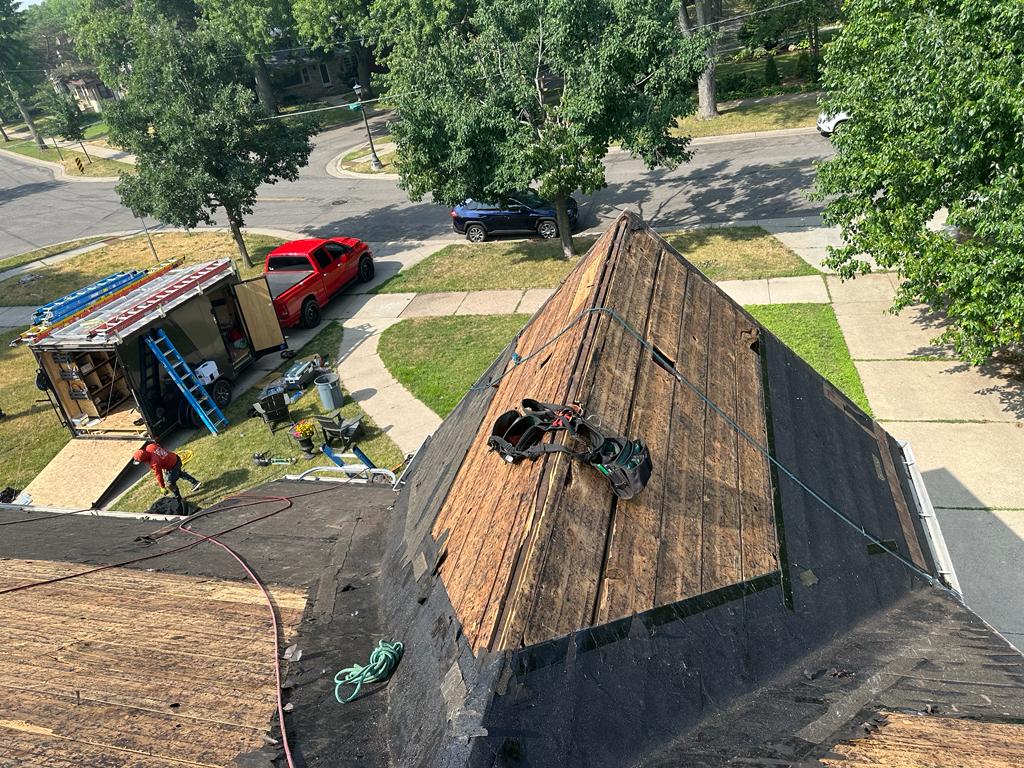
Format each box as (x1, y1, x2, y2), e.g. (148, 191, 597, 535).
(0, 559, 306, 767)
(432, 216, 779, 653)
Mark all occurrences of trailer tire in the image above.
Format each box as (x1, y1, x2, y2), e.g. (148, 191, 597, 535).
(210, 378, 232, 408)
(301, 298, 321, 328)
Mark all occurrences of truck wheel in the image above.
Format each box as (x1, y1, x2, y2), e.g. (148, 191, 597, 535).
(358, 255, 375, 282)
(301, 298, 321, 328)
(209, 378, 232, 408)
(465, 224, 486, 243)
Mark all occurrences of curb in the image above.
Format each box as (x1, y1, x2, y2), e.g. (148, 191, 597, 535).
(326, 149, 401, 181)
(0, 146, 122, 183)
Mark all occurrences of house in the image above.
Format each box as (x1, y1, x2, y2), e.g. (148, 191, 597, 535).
(268, 48, 361, 105)
(54, 71, 116, 113)
(2, 213, 1021, 767)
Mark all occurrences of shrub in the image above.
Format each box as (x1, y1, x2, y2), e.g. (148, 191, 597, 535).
(764, 55, 781, 85)
(795, 51, 811, 79)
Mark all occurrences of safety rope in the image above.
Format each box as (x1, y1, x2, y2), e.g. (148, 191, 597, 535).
(472, 306, 960, 600)
(334, 640, 404, 703)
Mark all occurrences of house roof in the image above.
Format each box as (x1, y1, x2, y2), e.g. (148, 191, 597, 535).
(376, 212, 1024, 767)
(0, 480, 397, 767)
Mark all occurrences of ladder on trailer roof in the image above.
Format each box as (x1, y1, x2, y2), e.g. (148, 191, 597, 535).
(144, 329, 228, 436)
(87, 261, 233, 340)
(32, 270, 147, 326)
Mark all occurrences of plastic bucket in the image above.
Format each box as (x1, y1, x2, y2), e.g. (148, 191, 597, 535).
(315, 373, 344, 410)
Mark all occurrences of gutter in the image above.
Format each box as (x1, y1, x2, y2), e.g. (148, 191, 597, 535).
(899, 440, 963, 598)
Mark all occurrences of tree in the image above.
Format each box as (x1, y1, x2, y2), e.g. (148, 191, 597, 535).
(763, 54, 779, 86)
(104, 14, 314, 266)
(38, 86, 87, 142)
(814, 0, 1024, 363)
(196, 0, 291, 113)
(0, 0, 47, 149)
(293, 0, 374, 95)
(372, 0, 708, 260)
(679, 0, 722, 120)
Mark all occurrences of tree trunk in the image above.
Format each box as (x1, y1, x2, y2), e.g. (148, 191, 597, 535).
(253, 55, 278, 115)
(696, 57, 718, 119)
(224, 205, 252, 268)
(8, 84, 46, 150)
(0, 123, 8, 142)
(353, 42, 373, 97)
(554, 191, 575, 260)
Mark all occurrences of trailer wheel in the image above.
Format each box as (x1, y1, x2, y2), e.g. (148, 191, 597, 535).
(301, 298, 321, 328)
(210, 378, 232, 408)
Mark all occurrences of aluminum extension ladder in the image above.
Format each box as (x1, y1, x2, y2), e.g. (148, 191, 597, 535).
(144, 329, 228, 436)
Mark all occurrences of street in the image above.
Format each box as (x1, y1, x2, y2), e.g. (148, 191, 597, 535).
(0, 114, 834, 259)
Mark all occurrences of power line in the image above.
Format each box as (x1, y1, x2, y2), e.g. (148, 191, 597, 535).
(695, 0, 811, 30)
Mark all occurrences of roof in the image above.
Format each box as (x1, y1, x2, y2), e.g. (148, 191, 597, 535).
(0, 480, 397, 767)
(31, 260, 235, 347)
(266, 237, 362, 257)
(375, 212, 1024, 767)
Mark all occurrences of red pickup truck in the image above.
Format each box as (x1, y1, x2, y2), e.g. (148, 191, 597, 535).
(264, 237, 374, 328)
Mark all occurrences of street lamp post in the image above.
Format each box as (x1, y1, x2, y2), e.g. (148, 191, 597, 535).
(352, 84, 383, 171)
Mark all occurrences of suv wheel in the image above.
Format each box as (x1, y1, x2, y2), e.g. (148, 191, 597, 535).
(358, 255, 375, 282)
(465, 224, 486, 243)
(301, 298, 322, 328)
(538, 220, 558, 239)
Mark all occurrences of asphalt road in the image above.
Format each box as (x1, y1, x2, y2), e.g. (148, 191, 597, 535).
(0, 114, 834, 260)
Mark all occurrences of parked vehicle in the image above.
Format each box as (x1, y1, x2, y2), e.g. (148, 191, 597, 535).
(265, 237, 374, 328)
(817, 110, 851, 137)
(451, 190, 579, 243)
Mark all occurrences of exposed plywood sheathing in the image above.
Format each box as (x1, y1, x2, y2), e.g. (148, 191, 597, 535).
(20, 436, 144, 509)
(0, 559, 306, 767)
(433, 219, 779, 653)
(822, 711, 1024, 768)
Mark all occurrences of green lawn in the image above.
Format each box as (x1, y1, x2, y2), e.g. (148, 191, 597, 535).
(0, 139, 130, 177)
(83, 119, 109, 141)
(0, 236, 110, 272)
(379, 305, 870, 420)
(673, 93, 819, 139)
(280, 100, 364, 131)
(664, 226, 818, 280)
(117, 322, 404, 513)
(380, 227, 815, 294)
(378, 315, 529, 417)
(0, 231, 283, 307)
(376, 236, 598, 294)
(339, 134, 395, 174)
(746, 303, 872, 415)
(0, 328, 75, 492)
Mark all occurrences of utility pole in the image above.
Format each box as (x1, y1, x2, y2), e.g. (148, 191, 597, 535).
(351, 84, 383, 171)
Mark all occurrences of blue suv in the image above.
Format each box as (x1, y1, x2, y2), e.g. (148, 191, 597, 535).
(451, 190, 579, 242)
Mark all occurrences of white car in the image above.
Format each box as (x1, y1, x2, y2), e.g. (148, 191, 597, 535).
(817, 110, 851, 137)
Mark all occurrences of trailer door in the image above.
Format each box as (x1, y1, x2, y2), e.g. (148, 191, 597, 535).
(233, 277, 286, 356)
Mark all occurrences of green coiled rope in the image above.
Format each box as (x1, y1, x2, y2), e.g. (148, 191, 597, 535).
(334, 640, 404, 703)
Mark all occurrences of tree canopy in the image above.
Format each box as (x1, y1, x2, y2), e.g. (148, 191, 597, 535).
(375, 0, 708, 257)
(103, 9, 314, 265)
(0, 0, 47, 147)
(293, 0, 375, 94)
(815, 0, 1024, 363)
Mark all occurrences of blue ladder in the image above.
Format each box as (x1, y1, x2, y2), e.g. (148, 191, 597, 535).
(33, 270, 146, 326)
(144, 329, 228, 435)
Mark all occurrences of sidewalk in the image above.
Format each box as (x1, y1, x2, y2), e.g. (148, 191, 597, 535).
(3, 129, 136, 164)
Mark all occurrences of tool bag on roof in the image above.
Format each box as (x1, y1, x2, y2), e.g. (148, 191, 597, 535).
(487, 399, 652, 500)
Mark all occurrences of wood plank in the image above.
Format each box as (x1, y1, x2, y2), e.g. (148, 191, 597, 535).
(872, 423, 928, 570)
(432, 228, 612, 651)
(595, 248, 687, 623)
(733, 314, 779, 578)
(0, 559, 306, 767)
(20, 436, 145, 508)
(518, 227, 660, 644)
(700, 293, 743, 593)
(655, 267, 713, 605)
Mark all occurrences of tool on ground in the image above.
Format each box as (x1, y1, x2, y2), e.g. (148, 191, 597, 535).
(144, 329, 228, 435)
(252, 452, 297, 467)
(488, 399, 652, 500)
(334, 640, 404, 704)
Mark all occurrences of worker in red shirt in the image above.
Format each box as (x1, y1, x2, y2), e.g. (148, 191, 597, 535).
(133, 441, 201, 513)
